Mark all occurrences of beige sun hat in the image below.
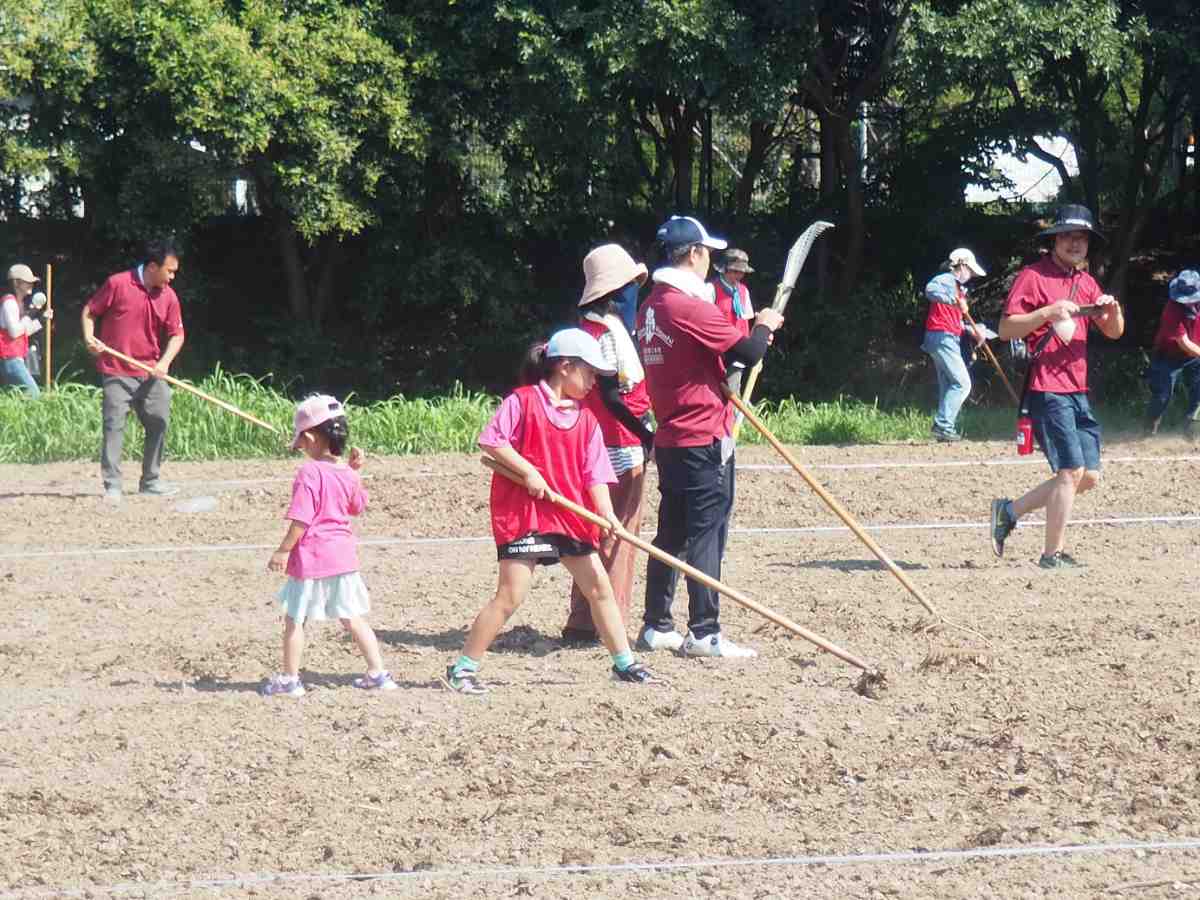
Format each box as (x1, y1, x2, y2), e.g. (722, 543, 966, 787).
(7, 264, 39, 284)
(579, 244, 648, 307)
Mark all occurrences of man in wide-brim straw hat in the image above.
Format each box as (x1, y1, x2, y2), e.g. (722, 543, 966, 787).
(1144, 269, 1200, 441)
(989, 204, 1124, 569)
(562, 244, 655, 643)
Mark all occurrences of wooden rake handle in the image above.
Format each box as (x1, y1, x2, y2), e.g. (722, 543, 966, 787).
(724, 387, 941, 619)
(95, 342, 281, 435)
(962, 310, 1021, 406)
(481, 455, 876, 674)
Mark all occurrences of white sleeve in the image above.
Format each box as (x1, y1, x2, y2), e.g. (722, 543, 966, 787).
(1, 299, 22, 339)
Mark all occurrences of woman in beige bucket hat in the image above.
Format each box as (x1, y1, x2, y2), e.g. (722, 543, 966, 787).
(562, 244, 655, 643)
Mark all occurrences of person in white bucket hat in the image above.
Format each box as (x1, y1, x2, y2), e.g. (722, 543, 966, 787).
(562, 244, 655, 644)
(921, 248, 987, 442)
(1, 263, 52, 396)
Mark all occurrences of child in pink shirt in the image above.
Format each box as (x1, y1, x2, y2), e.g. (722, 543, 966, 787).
(262, 394, 396, 697)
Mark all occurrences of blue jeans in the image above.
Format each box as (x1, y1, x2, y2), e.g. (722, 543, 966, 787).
(0, 357, 40, 397)
(922, 330, 970, 432)
(1146, 354, 1200, 423)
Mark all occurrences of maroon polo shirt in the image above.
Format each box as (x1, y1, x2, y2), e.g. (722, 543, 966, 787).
(1152, 300, 1200, 360)
(638, 281, 743, 447)
(87, 269, 184, 378)
(1003, 257, 1101, 394)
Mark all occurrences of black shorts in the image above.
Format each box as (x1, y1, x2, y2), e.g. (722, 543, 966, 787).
(497, 532, 597, 566)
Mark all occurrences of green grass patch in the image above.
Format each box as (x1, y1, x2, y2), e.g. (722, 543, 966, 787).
(0, 369, 1178, 464)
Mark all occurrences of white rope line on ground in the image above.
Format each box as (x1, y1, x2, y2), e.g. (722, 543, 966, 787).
(2, 513, 1197, 561)
(4, 837, 1199, 899)
(4, 455, 1197, 498)
(740, 454, 1200, 472)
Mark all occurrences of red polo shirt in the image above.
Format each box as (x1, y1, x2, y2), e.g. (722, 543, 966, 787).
(87, 269, 184, 378)
(1152, 301, 1200, 359)
(638, 280, 743, 447)
(1003, 257, 1101, 394)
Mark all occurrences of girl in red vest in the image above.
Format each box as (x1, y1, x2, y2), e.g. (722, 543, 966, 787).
(563, 244, 655, 642)
(443, 329, 653, 694)
(1, 264, 51, 397)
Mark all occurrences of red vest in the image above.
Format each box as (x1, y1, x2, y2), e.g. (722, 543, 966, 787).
(579, 318, 651, 448)
(489, 385, 600, 546)
(0, 294, 28, 360)
(713, 280, 751, 338)
(924, 281, 965, 336)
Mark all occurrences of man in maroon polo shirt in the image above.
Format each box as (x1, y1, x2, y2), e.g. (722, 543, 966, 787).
(989, 206, 1123, 569)
(81, 239, 185, 501)
(637, 216, 783, 658)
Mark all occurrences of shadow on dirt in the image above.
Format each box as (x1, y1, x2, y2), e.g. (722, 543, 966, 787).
(378, 623, 579, 658)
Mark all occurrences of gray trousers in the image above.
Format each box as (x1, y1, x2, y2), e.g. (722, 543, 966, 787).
(101, 376, 172, 490)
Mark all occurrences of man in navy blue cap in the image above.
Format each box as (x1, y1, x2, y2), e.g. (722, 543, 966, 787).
(636, 216, 783, 658)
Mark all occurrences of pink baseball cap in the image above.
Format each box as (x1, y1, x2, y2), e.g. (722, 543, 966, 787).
(290, 394, 344, 450)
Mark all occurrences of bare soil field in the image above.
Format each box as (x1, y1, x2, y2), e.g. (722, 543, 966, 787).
(2, 436, 1199, 899)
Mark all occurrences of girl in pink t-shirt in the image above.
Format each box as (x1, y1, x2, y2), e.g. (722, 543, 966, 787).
(262, 394, 395, 697)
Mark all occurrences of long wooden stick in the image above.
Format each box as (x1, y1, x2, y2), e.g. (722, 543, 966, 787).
(95, 341, 281, 434)
(481, 455, 876, 673)
(962, 310, 1020, 406)
(725, 388, 941, 618)
(43, 264, 52, 391)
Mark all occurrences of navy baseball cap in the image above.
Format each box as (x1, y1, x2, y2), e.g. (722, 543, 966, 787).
(655, 215, 728, 251)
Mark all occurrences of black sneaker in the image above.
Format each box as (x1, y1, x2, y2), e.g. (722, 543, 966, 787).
(990, 498, 1016, 558)
(611, 662, 653, 684)
(441, 665, 489, 695)
(933, 428, 963, 443)
(1038, 551, 1084, 570)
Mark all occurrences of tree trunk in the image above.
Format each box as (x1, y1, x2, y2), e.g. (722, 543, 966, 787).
(736, 120, 775, 219)
(310, 237, 343, 326)
(829, 112, 864, 305)
(1108, 74, 1179, 300)
(274, 215, 312, 324)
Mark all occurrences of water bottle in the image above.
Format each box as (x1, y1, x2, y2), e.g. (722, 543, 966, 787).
(1016, 416, 1034, 456)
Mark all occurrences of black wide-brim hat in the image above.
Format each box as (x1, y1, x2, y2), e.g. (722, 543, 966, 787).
(1038, 204, 1106, 242)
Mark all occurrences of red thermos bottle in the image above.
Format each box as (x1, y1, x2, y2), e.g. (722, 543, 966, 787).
(1016, 416, 1034, 455)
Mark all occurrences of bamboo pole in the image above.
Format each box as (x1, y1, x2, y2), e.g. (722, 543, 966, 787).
(481, 455, 878, 674)
(725, 387, 941, 618)
(94, 341, 281, 434)
(43, 264, 52, 391)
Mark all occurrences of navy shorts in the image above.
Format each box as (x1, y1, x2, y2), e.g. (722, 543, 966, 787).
(1028, 391, 1101, 473)
(497, 532, 596, 565)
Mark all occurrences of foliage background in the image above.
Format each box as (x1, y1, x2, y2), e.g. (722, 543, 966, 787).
(1, 0, 1197, 410)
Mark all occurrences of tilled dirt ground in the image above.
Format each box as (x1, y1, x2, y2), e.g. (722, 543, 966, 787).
(2, 435, 1199, 899)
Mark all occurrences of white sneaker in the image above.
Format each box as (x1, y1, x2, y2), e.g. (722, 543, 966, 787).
(637, 626, 685, 652)
(682, 631, 758, 658)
